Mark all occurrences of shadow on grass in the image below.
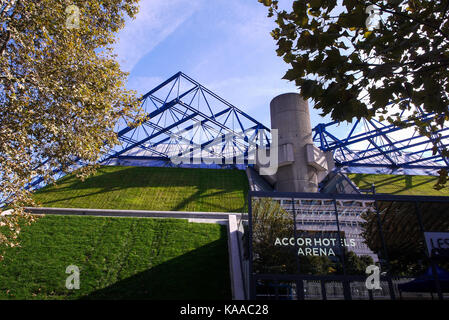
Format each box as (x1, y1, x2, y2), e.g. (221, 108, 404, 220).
(351, 174, 439, 195)
(34, 166, 248, 212)
(81, 227, 231, 300)
(37, 166, 246, 192)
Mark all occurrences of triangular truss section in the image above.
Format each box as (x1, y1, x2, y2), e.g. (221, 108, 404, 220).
(27, 72, 270, 190)
(101, 72, 271, 166)
(313, 112, 449, 174)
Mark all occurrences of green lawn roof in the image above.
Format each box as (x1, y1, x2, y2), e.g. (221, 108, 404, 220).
(347, 173, 449, 196)
(33, 166, 248, 212)
(0, 215, 230, 300)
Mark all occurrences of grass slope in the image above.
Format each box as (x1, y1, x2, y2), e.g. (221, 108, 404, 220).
(33, 166, 248, 212)
(348, 173, 449, 196)
(0, 215, 230, 300)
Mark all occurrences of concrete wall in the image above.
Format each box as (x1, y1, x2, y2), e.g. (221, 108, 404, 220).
(319, 171, 361, 194)
(317, 151, 336, 184)
(270, 93, 319, 192)
(227, 215, 246, 300)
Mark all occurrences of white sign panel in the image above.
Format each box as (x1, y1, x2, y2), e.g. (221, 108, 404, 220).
(424, 232, 449, 256)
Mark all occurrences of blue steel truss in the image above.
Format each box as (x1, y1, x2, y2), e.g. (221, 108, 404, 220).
(27, 73, 449, 191)
(101, 72, 270, 165)
(28, 72, 271, 189)
(313, 110, 449, 172)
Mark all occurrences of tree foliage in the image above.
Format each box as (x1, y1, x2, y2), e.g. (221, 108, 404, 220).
(259, 0, 449, 186)
(0, 0, 142, 258)
(252, 198, 297, 274)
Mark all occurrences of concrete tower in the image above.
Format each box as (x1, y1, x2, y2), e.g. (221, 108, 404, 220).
(270, 93, 320, 192)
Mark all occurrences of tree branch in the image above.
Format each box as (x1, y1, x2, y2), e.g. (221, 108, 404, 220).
(366, 0, 449, 40)
(0, 29, 10, 55)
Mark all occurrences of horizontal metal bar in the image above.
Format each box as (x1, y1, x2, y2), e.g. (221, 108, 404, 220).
(254, 273, 409, 282)
(25, 207, 242, 220)
(116, 156, 169, 161)
(319, 115, 436, 151)
(335, 162, 447, 170)
(249, 190, 449, 203)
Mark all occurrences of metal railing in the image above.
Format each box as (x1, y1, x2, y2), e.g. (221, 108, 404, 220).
(246, 191, 449, 300)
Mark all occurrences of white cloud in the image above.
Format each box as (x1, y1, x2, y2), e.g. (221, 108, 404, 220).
(117, 0, 325, 128)
(191, 1, 276, 75)
(114, 0, 202, 72)
(126, 76, 165, 95)
(185, 1, 297, 126)
(207, 75, 297, 110)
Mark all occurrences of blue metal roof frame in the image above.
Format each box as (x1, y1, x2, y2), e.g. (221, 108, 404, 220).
(26, 73, 449, 191)
(312, 109, 449, 174)
(101, 72, 271, 165)
(27, 72, 271, 190)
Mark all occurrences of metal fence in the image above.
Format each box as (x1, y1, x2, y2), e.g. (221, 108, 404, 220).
(243, 191, 449, 300)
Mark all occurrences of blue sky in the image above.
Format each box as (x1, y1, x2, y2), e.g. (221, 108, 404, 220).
(113, 0, 336, 130)
(110, 1, 444, 170)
